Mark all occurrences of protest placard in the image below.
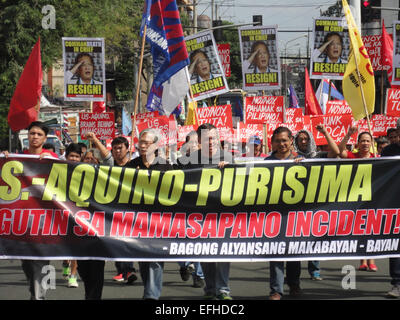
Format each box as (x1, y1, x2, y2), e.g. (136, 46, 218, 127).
(385, 88, 400, 117)
(79, 112, 115, 140)
(185, 31, 229, 101)
(310, 17, 349, 80)
(196, 105, 233, 141)
(239, 25, 281, 91)
(63, 37, 106, 101)
(217, 43, 231, 78)
(136, 114, 178, 146)
(245, 96, 284, 124)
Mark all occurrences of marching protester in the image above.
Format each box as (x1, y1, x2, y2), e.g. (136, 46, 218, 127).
(264, 126, 303, 300)
(63, 143, 83, 289)
(177, 123, 234, 300)
(338, 126, 378, 272)
(1, 121, 58, 300)
(174, 131, 205, 288)
(293, 124, 341, 281)
(242, 135, 268, 158)
(85, 133, 138, 284)
(381, 120, 400, 298)
(125, 128, 173, 300)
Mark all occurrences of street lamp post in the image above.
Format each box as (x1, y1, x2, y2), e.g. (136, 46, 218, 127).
(283, 34, 308, 105)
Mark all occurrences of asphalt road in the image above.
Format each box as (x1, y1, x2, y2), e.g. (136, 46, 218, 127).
(0, 257, 396, 301)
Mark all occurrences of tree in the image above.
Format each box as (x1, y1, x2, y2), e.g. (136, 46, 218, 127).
(0, 0, 143, 142)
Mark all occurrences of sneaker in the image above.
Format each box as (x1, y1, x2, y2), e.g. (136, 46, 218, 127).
(359, 264, 368, 271)
(289, 285, 302, 297)
(179, 265, 193, 282)
(62, 266, 71, 280)
(203, 293, 216, 300)
(113, 273, 125, 282)
(387, 285, 400, 298)
(368, 264, 378, 272)
(269, 292, 282, 300)
(192, 275, 205, 288)
(126, 272, 138, 284)
(216, 292, 233, 300)
(68, 276, 78, 288)
(311, 275, 323, 281)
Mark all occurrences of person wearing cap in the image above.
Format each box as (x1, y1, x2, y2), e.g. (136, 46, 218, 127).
(242, 135, 268, 158)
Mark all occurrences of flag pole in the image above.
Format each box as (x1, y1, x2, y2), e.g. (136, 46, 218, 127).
(131, 23, 148, 158)
(353, 53, 376, 157)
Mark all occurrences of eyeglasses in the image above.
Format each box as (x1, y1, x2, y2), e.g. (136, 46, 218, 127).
(139, 140, 154, 146)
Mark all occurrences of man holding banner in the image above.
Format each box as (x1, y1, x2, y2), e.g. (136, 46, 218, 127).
(180, 123, 234, 300)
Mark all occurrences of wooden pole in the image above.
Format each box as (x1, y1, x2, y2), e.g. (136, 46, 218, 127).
(131, 24, 148, 158)
(353, 54, 377, 157)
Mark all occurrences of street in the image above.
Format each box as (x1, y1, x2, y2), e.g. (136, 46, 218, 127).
(0, 257, 396, 301)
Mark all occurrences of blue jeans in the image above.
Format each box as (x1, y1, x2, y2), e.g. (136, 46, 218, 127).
(178, 261, 204, 278)
(390, 258, 400, 286)
(139, 262, 164, 300)
(201, 262, 230, 296)
(269, 261, 301, 296)
(308, 261, 321, 277)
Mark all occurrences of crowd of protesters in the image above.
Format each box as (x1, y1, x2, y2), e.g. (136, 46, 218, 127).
(1, 119, 400, 300)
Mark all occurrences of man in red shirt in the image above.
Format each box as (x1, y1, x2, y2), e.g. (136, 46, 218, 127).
(2, 121, 58, 299)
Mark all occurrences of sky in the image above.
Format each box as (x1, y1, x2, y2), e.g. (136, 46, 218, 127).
(195, 0, 339, 56)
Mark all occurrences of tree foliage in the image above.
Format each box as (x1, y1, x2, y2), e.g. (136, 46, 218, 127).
(0, 0, 143, 141)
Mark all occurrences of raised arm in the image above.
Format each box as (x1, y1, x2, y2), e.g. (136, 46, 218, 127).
(316, 124, 340, 158)
(338, 125, 358, 158)
(85, 132, 110, 160)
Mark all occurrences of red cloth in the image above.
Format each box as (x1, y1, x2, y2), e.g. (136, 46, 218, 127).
(23, 148, 58, 158)
(304, 68, 323, 115)
(8, 38, 42, 132)
(347, 151, 376, 158)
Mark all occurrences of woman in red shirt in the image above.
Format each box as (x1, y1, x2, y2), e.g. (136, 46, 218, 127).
(339, 126, 378, 272)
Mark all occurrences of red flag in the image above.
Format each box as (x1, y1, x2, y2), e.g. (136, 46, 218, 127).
(8, 38, 42, 132)
(381, 20, 394, 86)
(304, 68, 323, 115)
(92, 101, 106, 113)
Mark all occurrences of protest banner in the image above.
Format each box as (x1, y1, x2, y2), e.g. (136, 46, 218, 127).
(177, 125, 198, 142)
(239, 25, 281, 91)
(325, 100, 352, 115)
(217, 43, 231, 78)
(62, 37, 106, 101)
(310, 17, 350, 80)
(196, 105, 233, 141)
(245, 96, 284, 124)
(385, 88, 400, 117)
(237, 122, 264, 142)
(311, 114, 354, 145)
(185, 31, 229, 101)
(136, 114, 178, 146)
(2, 156, 400, 261)
(284, 107, 304, 124)
(79, 112, 115, 140)
(370, 114, 399, 137)
(135, 111, 160, 121)
(362, 35, 383, 71)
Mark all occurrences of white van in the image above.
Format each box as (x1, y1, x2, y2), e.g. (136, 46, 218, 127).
(19, 130, 65, 155)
